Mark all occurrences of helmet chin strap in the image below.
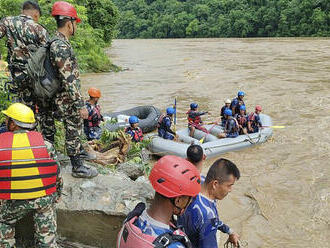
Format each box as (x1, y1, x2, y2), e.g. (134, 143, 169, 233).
(70, 19, 75, 36)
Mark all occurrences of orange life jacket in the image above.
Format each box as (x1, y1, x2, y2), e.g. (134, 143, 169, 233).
(0, 131, 58, 200)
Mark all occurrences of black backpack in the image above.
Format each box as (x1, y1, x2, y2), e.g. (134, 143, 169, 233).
(26, 38, 61, 106)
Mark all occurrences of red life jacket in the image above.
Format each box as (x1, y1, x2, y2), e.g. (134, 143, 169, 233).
(186, 110, 201, 125)
(237, 114, 247, 126)
(88, 104, 102, 127)
(117, 203, 192, 248)
(125, 127, 144, 142)
(0, 131, 58, 200)
(157, 114, 166, 128)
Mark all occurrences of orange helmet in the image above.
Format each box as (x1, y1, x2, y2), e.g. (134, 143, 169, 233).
(88, 87, 101, 98)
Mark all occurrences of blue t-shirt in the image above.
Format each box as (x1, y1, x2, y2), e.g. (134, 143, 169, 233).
(178, 194, 231, 248)
(134, 210, 186, 248)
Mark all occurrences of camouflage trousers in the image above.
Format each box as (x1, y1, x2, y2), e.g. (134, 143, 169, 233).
(38, 102, 83, 157)
(0, 194, 58, 248)
(7, 72, 37, 110)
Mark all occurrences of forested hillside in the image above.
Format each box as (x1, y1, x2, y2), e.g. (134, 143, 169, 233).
(114, 0, 330, 38)
(0, 0, 119, 72)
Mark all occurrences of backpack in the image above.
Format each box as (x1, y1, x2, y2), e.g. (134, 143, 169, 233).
(26, 38, 61, 106)
(117, 202, 192, 248)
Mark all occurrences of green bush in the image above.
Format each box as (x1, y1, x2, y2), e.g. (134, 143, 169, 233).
(0, 0, 119, 72)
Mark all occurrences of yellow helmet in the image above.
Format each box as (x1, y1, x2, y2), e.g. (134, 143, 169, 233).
(2, 103, 36, 129)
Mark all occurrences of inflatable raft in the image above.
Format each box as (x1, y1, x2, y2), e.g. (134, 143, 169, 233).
(104, 105, 161, 133)
(149, 114, 273, 159)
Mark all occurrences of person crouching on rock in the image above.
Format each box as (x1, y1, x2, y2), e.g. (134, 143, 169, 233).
(0, 103, 62, 248)
(158, 107, 178, 140)
(117, 155, 201, 248)
(187, 102, 209, 137)
(125, 116, 143, 142)
(218, 109, 239, 139)
(84, 87, 104, 140)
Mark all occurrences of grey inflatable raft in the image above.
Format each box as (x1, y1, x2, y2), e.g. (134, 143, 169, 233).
(149, 114, 273, 159)
(104, 105, 161, 133)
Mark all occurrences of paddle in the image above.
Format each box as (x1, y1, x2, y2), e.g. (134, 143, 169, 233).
(262, 125, 285, 129)
(173, 97, 177, 133)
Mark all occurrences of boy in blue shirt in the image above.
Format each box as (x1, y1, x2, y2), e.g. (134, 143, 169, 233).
(178, 158, 241, 248)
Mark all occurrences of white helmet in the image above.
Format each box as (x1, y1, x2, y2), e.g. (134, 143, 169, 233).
(225, 99, 231, 104)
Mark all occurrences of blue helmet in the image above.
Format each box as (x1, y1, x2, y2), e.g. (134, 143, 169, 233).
(166, 107, 175, 115)
(224, 109, 232, 116)
(240, 105, 246, 111)
(190, 103, 198, 109)
(129, 116, 139, 124)
(238, 91, 245, 97)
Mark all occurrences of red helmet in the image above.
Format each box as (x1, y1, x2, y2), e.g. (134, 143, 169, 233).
(88, 87, 101, 98)
(255, 105, 262, 111)
(52, 1, 81, 23)
(149, 155, 201, 198)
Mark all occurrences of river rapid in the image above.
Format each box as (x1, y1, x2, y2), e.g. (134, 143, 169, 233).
(81, 38, 330, 248)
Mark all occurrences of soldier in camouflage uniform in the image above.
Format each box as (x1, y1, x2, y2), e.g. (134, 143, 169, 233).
(0, 103, 62, 248)
(38, 1, 98, 178)
(0, 1, 49, 109)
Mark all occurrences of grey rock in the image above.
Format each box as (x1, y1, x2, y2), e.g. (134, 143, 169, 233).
(117, 162, 144, 180)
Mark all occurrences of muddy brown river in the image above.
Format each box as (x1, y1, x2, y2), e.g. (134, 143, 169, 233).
(81, 38, 330, 248)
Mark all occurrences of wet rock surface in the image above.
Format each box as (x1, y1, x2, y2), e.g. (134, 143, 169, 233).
(16, 157, 154, 248)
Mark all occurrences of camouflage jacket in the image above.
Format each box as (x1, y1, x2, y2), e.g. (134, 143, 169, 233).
(0, 14, 49, 74)
(50, 31, 84, 109)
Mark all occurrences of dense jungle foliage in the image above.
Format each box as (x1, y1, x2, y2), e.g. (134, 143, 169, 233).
(114, 0, 330, 38)
(0, 0, 119, 72)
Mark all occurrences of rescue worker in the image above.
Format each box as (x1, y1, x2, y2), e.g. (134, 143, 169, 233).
(235, 105, 248, 135)
(158, 107, 177, 140)
(230, 91, 245, 115)
(0, 1, 49, 108)
(186, 144, 206, 183)
(117, 155, 201, 248)
(83, 87, 103, 140)
(218, 109, 239, 139)
(220, 99, 231, 126)
(125, 116, 143, 143)
(187, 103, 209, 137)
(0, 103, 62, 248)
(178, 158, 241, 248)
(248, 105, 263, 133)
(38, 1, 98, 178)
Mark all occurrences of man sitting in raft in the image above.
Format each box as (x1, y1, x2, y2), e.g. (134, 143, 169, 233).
(230, 91, 246, 115)
(158, 107, 177, 140)
(248, 105, 263, 133)
(220, 99, 231, 126)
(116, 155, 201, 248)
(187, 102, 209, 137)
(125, 116, 144, 142)
(218, 109, 239, 139)
(235, 105, 248, 135)
(84, 87, 104, 140)
(178, 158, 240, 248)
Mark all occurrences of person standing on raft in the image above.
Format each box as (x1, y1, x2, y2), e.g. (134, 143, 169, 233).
(230, 91, 245, 115)
(187, 103, 209, 137)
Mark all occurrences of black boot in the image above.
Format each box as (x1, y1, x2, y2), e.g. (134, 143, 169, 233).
(70, 156, 98, 178)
